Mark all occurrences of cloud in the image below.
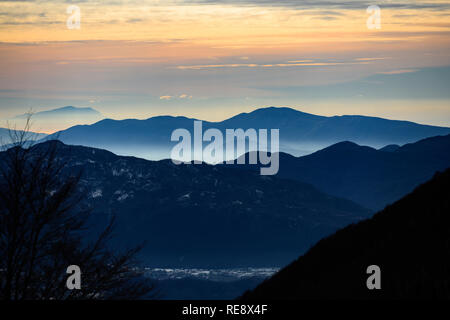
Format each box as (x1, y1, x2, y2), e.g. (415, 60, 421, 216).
(126, 18, 144, 23)
(377, 69, 419, 75)
(190, 0, 450, 10)
(176, 60, 369, 70)
(314, 16, 338, 21)
(355, 57, 390, 61)
(160, 94, 192, 100)
(315, 10, 345, 16)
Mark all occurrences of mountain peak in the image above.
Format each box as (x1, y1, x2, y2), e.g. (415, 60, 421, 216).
(249, 106, 319, 117)
(55, 106, 96, 112)
(8, 106, 104, 134)
(14, 106, 102, 119)
(322, 141, 364, 151)
(379, 144, 400, 152)
(309, 141, 378, 158)
(225, 106, 324, 123)
(42, 106, 101, 114)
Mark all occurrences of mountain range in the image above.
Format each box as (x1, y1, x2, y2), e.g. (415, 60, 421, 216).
(0, 140, 371, 268)
(242, 167, 450, 299)
(44, 107, 450, 160)
(2, 105, 449, 295)
(239, 134, 450, 210)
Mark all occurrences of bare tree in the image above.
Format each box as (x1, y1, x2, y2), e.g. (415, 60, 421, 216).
(0, 116, 155, 300)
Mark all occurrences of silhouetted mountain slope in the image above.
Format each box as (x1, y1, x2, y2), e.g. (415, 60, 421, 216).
(241, 134, 450, 210)
(43, 107, 450, 160)
(242, 168, 450, 299)
(0, 141, 370, 267)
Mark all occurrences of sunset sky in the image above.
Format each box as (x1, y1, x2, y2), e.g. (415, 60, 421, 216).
(1, 0, 450, 132)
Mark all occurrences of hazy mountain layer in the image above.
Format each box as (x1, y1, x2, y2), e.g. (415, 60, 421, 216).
(0, 141, 371, 267)
(8, 106, 104, 133)
(0, 127, 47, 145)
(239, 134, 450, 210)
(43, 107, 450, 160)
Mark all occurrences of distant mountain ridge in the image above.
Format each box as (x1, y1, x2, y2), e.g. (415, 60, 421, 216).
(242, 168, 450, 299)
(43, 107, 450, 160)
(13, 106, 102, 119)
(239, 134, 450, 210)
(7, 106, 104, 133)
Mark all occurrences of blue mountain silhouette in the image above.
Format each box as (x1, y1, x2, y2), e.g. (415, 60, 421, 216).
(13, 106, 102, 119)
(0, 140, 371, 267)
(239, 134, 450, 210)
(44, 107, 450, 160)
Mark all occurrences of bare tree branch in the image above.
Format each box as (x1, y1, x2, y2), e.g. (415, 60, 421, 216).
(0, 115, 155, 300)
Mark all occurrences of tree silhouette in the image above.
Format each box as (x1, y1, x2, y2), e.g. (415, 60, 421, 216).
(0, 116, 155, 300)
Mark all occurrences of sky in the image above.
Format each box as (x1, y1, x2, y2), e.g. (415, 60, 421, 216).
(0, 0, 450, 132)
